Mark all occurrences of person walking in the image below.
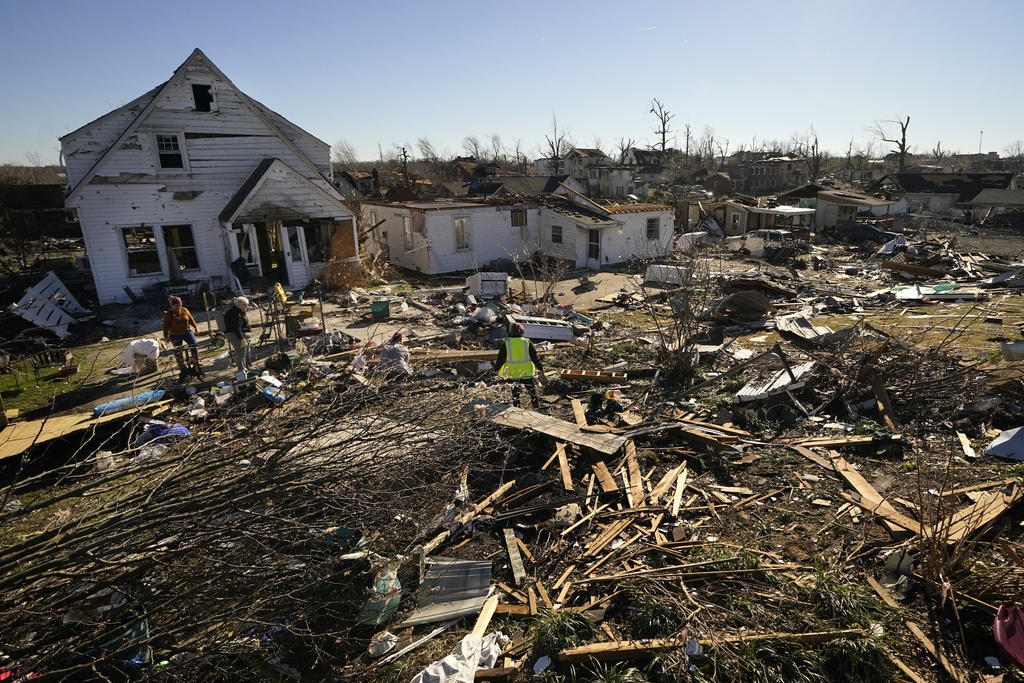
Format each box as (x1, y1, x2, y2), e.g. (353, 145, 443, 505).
(223, 296, 252, 373)
(495, 322, 543, 408)
(162, 296, 203, 381)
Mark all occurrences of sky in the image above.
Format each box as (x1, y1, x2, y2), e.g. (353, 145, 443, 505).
(2, 0, 1022, 167)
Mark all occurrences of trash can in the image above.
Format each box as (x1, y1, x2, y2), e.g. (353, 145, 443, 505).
(371, 298, 391, 319)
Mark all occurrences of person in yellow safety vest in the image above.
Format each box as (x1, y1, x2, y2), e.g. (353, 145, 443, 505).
(495, 322, 544, 408)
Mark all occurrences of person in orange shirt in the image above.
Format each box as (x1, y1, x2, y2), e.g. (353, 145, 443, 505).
(162, 296, 203, 380)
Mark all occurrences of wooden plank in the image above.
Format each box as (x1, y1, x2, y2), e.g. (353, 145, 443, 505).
(671, 469, 688, 517)
(789, 444, 836, 470)
(592, 461, 619, 492)
(583, 518, 632, 558)
(527, 587, 538, 615)
(515, 537, 536, 564)
(559, 630, 865, 663)
(536, 581, 553, 610)
(943, 485, 1022, 543)
(551, 563, 576, 591)
(493, 604, 531, 617)
(491, 407, 628, 455)
(560, 369, 628, 383)
(625, 441, 643, 507)
(646, 463, 686, 506)
(504, 528, 527, 586)
(870, 371, 898, 430)
(570, 398, 587, 427)
(556, 443, 574, 492)
(955, 431, 977, 460)
(423, 480, 516, 555)
(495, 581, 528, 604)
(472, 595, 500, 637)
(556, 581, 572, 606)
(905, 622, 973, 683)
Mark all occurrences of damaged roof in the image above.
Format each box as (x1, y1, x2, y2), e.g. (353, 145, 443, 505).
(871, 173, 1016, 202)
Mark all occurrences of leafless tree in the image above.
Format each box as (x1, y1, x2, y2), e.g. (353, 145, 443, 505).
(508, 139, 529, 175)
(717, 139, 730, 169)
(591, 135, 605, 157)
(1003, 140, 1024, 174)
(650, 98, 675, 152)
(462, 135, 484, 160)
(615, 137, 636, 165)
(416, 137, 449, 183)
(867, 116, 912, 173)
(331, 139, 359, 171)
(682, 123, 692, 160)
(792, 126, 826, 182)
(488, 134, 504, 165)
(543, 114, 573, 172)
(697, 126, 716, 168)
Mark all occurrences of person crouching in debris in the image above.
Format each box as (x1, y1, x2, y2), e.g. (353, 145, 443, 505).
(162, 296, 203, 382)
(223, 296, 252, 373)
(377, 332, 413, 379)
(495, 322, 543, 409)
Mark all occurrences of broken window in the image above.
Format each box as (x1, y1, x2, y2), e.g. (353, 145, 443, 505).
(454, 217, 470, 251)
(551, 224, 562, 244)
(511, 209, 527, 228)
(163, 225, 200, 271)
(402, 216, 413, 251)
(122, 227, 161, 276)
(155, 134, 185, 169)
(191, 84, 214, 112)
(646, 217, 660, 241)
(303, 222, 335, 263)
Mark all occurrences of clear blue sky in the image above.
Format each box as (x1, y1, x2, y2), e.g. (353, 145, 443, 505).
(2, 0, 1021, 166)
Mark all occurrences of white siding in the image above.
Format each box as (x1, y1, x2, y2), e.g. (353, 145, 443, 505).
(63, 52, 348, 303)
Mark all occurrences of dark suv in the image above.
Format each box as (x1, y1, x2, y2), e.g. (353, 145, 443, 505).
(833, 223, 900, 244)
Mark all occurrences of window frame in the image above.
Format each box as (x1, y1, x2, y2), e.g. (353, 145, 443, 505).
(154, 132, 189, 172)
(551, 224, 563, 244)
(121, 226, 162, 277)
(646, 217, 660, 241)
(510, 209, 527, 229)
(402, 215, 413, 251)
(162, 224, 201, 272)
(454, 216, 470, 252)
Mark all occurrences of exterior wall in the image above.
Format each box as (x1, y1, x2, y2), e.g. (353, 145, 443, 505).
(606, 211, 673, 262)
(532, 212, 580, 265)
(63, 55, 341, 304)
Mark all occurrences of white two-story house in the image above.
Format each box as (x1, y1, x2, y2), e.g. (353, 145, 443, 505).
(61, 48, 358, 304)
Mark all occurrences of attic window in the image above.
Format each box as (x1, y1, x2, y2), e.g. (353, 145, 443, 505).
(192, 84, 214, 112)
(155, 134, 185, 169)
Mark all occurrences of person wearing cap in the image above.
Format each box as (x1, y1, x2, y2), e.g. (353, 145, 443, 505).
(377, 331, 413, 379)
(495, 321, 543, 408)
(162, 296, 203, 380)
(223, 296, 252, 372)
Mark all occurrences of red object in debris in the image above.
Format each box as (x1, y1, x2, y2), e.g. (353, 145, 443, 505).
(995, 605, 1024, 668)
(298, 325, 324, 337)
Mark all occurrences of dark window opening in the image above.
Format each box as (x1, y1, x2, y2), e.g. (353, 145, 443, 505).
(156, 134, 184, 169)
(192, 84, 214, 112)
(163, 224, 200, 271)
(122, 227, 162, 276)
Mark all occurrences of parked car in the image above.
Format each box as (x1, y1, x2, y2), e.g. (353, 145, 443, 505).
(833, 223, 900, 244)
(747, 229, 797, 244)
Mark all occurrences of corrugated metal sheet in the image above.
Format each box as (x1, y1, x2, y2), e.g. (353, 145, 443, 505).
(399, 558, 492, 627)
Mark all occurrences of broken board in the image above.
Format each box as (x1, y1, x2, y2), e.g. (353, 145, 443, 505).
(491, 407, 628, 455)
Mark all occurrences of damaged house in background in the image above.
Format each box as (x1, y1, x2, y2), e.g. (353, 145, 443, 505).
(60, 48, 359, 305)
(363, 186, 674, 275)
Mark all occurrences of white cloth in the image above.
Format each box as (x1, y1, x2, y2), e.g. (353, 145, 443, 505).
(411, 632, 509, 683)
(121, 338, 160, 367)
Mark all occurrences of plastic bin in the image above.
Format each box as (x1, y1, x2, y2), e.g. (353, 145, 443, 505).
(371, 298, 391, 319)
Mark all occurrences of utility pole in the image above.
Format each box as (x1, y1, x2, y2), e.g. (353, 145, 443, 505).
(979, 131, 983, 155)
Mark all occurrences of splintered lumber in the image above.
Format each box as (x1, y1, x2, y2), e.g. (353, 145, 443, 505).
(676, 417, 751, 438)
(624, 441, 643, 505)
(556, 443, 574, 492)
(493, 604, 531, 617)
(558, 630, 865, 663)
(646, 463, 686, 507)
(905, 623, 973, 683)
(535, 581, 553, 610)
(830, 455, 926, 536)
(560, 369, 628, 383)
(942, 484, 1022, 543)
(423, 480, 516, 554)
(796, 434, 901, 449)
(583, 519, 632, 558)
(676, 427, 737, 451)
(869, 371, 898, 430)
(955, 432, 977, 460)
(570, 398, 587, 426)
(504, 528, 527, 586)
(592, 461, 619, 493)
(881, 260, 949, 278)
(491, 407, 628, 455)
(472, 595, 500, 637)
(671, 469, 688, 517)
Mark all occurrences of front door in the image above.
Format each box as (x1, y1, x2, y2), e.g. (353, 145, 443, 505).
(587, 229, 602, 270)
(230, 224, 262, 276)
(281, 225, 310, 289)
